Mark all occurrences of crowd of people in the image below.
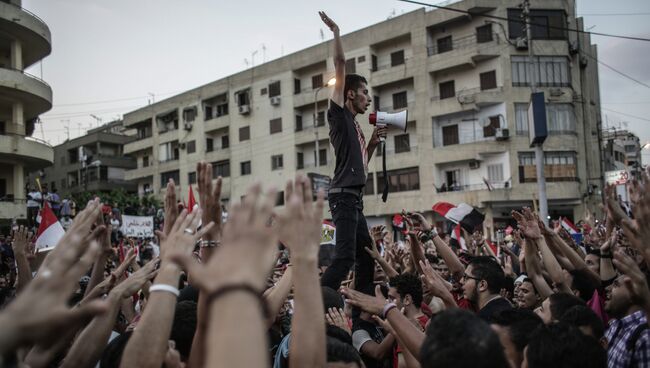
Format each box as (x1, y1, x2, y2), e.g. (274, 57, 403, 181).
(0, 161, 649, 367)
(2, 11, 650, 368)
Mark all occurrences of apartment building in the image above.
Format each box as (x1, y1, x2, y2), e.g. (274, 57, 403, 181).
(123, 0, 602, 228)
(0, 0, 53, 223)
(602, 129, 643, 180)
(28, 121, 138, 198)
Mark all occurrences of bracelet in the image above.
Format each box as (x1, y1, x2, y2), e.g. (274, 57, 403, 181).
(382, 302, 398, 319)
(149, 284, 180, 297)
(200, 240, 220, 248)
(207, 284, 270, 319)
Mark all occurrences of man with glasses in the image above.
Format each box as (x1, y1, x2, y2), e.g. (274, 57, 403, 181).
(462, 256, 512, 322)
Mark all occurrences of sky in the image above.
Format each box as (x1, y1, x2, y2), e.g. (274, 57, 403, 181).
(23, 0, 650, 163)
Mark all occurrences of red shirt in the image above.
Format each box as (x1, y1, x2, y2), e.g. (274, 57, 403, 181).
(393, 314, 429, 368)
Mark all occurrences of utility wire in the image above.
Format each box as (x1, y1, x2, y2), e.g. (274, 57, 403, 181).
(580, 51, 650, 90)
(602, 108, 650, 123)
(396, 0, 650, 42)
(578, 12, 650, 16)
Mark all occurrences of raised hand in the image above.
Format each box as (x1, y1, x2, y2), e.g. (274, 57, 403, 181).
(340, 285, 387, 316)
(275, 175, 325, 262)
(605, 183, 629, 226)
(325, 307, 350, 335)
(172, 184, 279, 293)
(318, 11, 339, 34)
(364, 241, 381, 260)
(158, 209, 213, 266)
(11, 225, 31, 257)
(613, 250, 650, 310)
(162, 179, 178, 237)
(406, 212, 432, 232)
(621, 173, 650, 263)
(196, 161, 223, 242)
(512, 208, 542, 239)
(111, 258, 159, 299)
(370, 225, 387, 243)
(419, 260, 454, 304)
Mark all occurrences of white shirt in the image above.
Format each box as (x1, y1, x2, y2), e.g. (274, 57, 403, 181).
(27, 191, 41, 208)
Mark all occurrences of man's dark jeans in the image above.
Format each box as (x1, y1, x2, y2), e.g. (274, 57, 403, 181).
(320, 192, 374, 295)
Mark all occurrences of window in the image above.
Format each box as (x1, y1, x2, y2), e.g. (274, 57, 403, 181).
(437, 36, 453, 54)
(515, 103, 529, 135)
(511, 56, 570, 87)
(240, 161, 252, 175)
(206, 138, 214, 152)
(346, 58, 356, 74)
(483, 116, 501, 137)
(212, 160, 230, 178)
(439, 80, 455, 99)
(317, 149, 327, 166)
(476, 24, 493, 43)
(518, 151, 577, 182)
(395, 134, 410, 153)
(260, 88, 267, 95)
(161, 170, 180, 185)
(377, 167, 419, 193)
(271, 155, 283, 170)
(297, 152, 304, 169)
(136, 123, 152, 140)
(358, 55, 366, 63)
(276, 191, 285, 206)
(183, 107, 197, 122)
(312, 74, 323, 89)
(221, 135, 230, 149)
(295, 115, 303, 132)
(239, 126, 250, 141)
(188, 172, 197, 184)
(508, 9, 567, 40)
(374, 96, 380, 113)
(546, 104, 576, 133)
(391, 50, 405, 66)
(157, 111, 179, 133)
(480, 70, 497, 90)
(216, 102, 228, 117)
(294, 78, 301, 94)
(270, 118, 282, 134)
(316, 111, 325, 127)
(442, 125, 459, 146)
(236, 89, 250, 106)
(392, 91, 408, 109)
(371, 55, 378, 72)
(142, 155, 149, 167)
(364, 173, 375, 195)
(186, 140, 196, 154)
(269, 81, 281, 98)
(487, 164, 504, 182)
(159, 142, 179, 162)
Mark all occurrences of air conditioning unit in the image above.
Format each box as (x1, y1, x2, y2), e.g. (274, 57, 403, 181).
(496, 128, 510, 140)
(515, 38, 528, 50)
(270, 96, 281, 106)
(549, 88, 563, 97)
(469, 160, 480, 169)
(238, 105, 250, 115)
(183, 122, 193, 131)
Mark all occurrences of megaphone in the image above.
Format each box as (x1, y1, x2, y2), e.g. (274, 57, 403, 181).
(369, 110, 408, 141)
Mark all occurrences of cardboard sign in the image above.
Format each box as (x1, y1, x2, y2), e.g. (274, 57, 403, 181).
(605, 170, 629, 185)
(120, 215, 154, 238)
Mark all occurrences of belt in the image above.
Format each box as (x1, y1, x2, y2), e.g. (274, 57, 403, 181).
(328, 187, 363, 197)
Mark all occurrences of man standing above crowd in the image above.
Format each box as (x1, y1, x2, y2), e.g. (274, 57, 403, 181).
(318, 11, 386, 295)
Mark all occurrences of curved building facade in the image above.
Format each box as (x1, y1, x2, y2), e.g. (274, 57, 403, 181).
(0, 0, 53, 222)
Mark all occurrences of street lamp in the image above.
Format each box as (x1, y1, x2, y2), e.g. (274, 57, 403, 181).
(313, 77, 336, 169)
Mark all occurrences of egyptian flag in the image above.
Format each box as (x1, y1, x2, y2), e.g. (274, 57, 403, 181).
(560, 217, 583, 244)
(449, 224, 467, 251)
(35, 202, 65, 250)
(486, 239, 500, 257)
(187, 186, 197, 213)
(432, 202, 485, 233)
(392, 214, 408, 235)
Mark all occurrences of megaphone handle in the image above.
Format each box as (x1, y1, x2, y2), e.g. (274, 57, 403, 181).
(381, 140, 388, 203)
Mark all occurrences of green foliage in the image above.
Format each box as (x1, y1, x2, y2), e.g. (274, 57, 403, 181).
(71, 188, 160, 211)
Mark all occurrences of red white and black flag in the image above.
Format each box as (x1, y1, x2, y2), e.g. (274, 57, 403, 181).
(432, 201, 485, 233)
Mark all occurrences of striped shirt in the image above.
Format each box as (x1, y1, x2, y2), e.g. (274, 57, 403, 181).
(606, 310, 650, 368)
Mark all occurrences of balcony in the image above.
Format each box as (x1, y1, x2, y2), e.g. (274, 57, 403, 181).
(205, 147, 231, 162)
(0, 68, 52, 117)
(430, 87, 504, 117)
(294, 124, 328, 146)
(0, 200, 27, 220)
(370, 58, 416, 88)
(427, 33, 502, 73)
(0, 2, 51, 67)
(0, 133, 53, 170)
(125, 166, 155, 181)
(124, 136, 153, 154)
(204, 114, 231, 133)
(432, 140, 507, 164)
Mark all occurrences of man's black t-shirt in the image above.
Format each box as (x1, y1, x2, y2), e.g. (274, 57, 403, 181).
(328, 100, 367, 189)
(478, 296, 513, 322)
(352, 319, 391, 368)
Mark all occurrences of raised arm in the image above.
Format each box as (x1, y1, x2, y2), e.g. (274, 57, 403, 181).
(11, 226, 33, 292)
(319, 11, 344, 107)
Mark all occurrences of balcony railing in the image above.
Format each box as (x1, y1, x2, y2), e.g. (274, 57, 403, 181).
(427, 32, 499, 57)
(2, 66, 51, 88)
(435, 181, 511, 193)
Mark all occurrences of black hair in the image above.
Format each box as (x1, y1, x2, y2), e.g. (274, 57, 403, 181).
(559, 305, 605, 339)
(343, 74, 368, 101)
(170, 300, 197, 359)
(389, 273, 424, 306)
(421, 309, 509, 368)
(326, 324, 353, 345)
(424, 253, 438, 264)
(490, 309, 543, 353)
(469, 256, 506, 294)
(326, 336, 362, 367)
(568, 269, 599, 302)
(526, 322, 606, 368)
(549, 293, 586, 321)
(322, 286, 344, 310)
(100, 331, 132, 368)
